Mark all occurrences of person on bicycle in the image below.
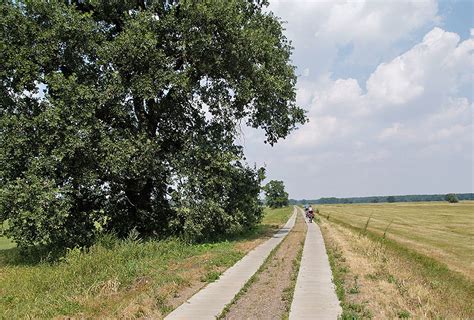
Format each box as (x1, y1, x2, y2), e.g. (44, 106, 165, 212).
(308, 205, 314, 222)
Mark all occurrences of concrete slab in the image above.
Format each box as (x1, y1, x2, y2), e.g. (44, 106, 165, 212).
(289, 207, 342, 320)
(165, 208, 298, 320)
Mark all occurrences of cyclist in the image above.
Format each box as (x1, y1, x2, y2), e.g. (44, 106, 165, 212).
(308, 205, 314, 222)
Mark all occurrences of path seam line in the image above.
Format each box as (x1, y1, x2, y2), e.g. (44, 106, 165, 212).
(165, 208, 298, 320)
(289, 207, 342, 320)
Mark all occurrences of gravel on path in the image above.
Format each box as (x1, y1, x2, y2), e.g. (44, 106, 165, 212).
(222, 211, 306, 320)
(165, 209, 297, 320)
(289, 207, 342, 319)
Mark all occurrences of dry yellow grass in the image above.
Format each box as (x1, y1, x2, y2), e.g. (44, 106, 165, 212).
(320, 218, 474, 319)
(317, 201, 474, 280)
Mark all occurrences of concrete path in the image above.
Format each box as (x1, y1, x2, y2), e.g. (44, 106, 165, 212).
(165, 208, 297, 320)
(289, 207, 342, 320)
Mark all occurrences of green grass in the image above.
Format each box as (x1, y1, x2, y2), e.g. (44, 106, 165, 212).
(316, 201, 474, 279)
(261, 206, 293, 226)
(325, 241, 371, 319)
(0, 238, 240, 318)
(0, 207, 291, 319)
(0, 221, 15, 250)
(281, 241, 304, 320)
(0, 236, 15, 250)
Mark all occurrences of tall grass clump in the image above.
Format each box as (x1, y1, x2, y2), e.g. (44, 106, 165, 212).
(383, 219, 394, 239)
(0, 234, 244, 319)
(362, 214, 373, 234)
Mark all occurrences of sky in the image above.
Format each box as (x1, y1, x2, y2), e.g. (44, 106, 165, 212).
(239, 0, 474, 200)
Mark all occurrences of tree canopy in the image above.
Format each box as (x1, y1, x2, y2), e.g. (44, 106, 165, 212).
(445, 193, 459, 203)
(264, 180, 289, 208)
(0, 0, 305, 248)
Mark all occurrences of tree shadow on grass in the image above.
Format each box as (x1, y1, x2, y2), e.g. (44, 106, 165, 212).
(0, 244, 67, 267)
(0, 223, 280, 267)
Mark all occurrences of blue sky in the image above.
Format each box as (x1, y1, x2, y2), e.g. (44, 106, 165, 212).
(241, 0, 473, 199)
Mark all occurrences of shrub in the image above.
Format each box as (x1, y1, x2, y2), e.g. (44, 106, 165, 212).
(445, 193, 459, 203)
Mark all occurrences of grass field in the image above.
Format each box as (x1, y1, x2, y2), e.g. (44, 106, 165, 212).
(261, 206, 295, 226)
(317, 201, 474, 318)
(317, 201, 474, 279)
(0, 207, 293, 319)
(0, 236, 15, 250)
(0, 222, 15, 250)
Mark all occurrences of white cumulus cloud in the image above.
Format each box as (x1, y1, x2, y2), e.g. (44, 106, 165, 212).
(268, 0, 440, 73)
(244, 3, 472, 198)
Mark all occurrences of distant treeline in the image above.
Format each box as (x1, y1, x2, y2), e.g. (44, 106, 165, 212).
(289, 193, 474, 205)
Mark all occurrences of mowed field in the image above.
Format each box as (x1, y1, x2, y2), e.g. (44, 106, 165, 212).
(317, 201, 474, 280)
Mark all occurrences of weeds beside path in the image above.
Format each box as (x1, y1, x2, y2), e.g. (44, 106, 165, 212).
(220, 210, 306, 320)
(0, 207, 293, 319)
(318, 202, 474, 280)
(320, 216, 474, 319)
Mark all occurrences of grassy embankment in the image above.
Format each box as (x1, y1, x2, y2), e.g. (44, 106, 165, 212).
(317, 201, 474, 319)
(0, 207, 293, 319)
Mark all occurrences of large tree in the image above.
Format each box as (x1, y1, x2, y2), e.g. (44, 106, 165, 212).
(0, 0, 305, 247)
(264, 180, 289, 208)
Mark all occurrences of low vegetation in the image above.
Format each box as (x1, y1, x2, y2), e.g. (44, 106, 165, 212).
(219, 208, 304, 319)
(261, 206, 295, 227)
(0, 207, 293, 319)
(318, 202, 474, 318)
(0, 236, 14, 250)
(317, 201, 474, 279)
(325, 241, 372, 319)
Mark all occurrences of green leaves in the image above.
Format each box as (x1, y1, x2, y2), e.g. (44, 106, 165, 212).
(264, 180, 289, 208)
(445, 193, 459, 203)
(0, 175, 73, 247)
(1, 0, 304, 248)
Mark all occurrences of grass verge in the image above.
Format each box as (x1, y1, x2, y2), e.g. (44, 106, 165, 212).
(325, 240, 372, 319)
(316, 202, 474, 279)
(320, 214, 474, 318)
(281, 241, 304, 320)
(217, 235, 286, 319)
(333, 216, 473, 305)
(0, 237, 244, 319)
(0, 207, 292, 319)
(261, 206, 294, 226)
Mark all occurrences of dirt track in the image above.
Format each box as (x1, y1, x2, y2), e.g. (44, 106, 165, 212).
(223, 213, 306, 319)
